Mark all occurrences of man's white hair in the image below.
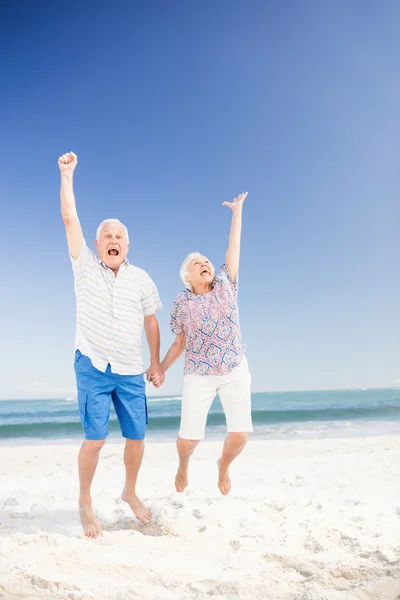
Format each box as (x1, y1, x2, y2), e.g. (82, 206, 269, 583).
(96, 219, 129, 242)
(180, 252, 204, 291)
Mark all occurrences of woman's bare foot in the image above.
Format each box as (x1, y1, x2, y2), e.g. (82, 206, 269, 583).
(122, 492, 152, 524)
(175, 464, 189, 493)
(217, 458, 232, 496)
(79, 503, 102, 538)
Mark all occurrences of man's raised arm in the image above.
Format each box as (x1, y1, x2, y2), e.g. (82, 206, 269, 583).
(58, 152, 84, 259)
(223, 192, 248, 281)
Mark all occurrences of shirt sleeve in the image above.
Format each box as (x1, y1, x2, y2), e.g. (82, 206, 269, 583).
(141, 275, 162, 316)
(170, 292, 186, 335)
(214, 263, 239, 295)
(70, 240, 91, 273)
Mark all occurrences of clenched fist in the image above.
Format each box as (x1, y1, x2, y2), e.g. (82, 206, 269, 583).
(58, 152, 78, 174)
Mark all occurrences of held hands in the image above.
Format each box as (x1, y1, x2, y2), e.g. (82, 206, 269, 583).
(222, 192, 248, 212)
(58, 152, 78, 174)
(146, 363, 165, 388)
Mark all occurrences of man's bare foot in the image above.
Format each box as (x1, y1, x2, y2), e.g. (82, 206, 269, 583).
(79, 503, 102, 538)
(122, 492, 152, 524)
(217, 458, 231, 496)
(175, 464, 189, 493)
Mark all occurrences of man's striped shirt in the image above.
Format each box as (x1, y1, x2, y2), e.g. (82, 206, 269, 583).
(71, 242, 162, 375)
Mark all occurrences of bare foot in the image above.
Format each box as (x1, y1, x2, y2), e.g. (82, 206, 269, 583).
(122, 492, 152, 524)
(175, 464, 189, 493)
(79, 504, 102, 538)
(217, 459, 231, 496)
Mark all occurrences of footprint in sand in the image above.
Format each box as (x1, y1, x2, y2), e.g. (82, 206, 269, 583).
(2, 497, 19, 507)
(192, 509, 203, 520)
(189, 578, 219, 593)
(303, 535, 324, 554)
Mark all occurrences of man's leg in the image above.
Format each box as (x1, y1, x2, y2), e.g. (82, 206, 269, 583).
(74, 352, 113, 538)
(217, 432, 248, 495)
(113, 376, 152, 524)
(175, 437, 199, 492)
(78, 439, 106, 537)
(121, 439, 152, 524)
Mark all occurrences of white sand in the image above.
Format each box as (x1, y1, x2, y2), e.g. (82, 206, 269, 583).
(0, 436, 399, 600)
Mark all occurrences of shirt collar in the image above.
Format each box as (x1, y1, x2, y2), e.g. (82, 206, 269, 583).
(99, 258, 129, 270)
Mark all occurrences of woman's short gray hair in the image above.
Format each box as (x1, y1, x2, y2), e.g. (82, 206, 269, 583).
(96, 219, 129, 242)
(180, 252, 203, 291)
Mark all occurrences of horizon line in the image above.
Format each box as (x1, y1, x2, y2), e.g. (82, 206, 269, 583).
(0, 385, 396, 402)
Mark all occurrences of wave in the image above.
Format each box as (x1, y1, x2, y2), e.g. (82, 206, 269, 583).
(147, 396, 183, 403)
(0, 403, 400, 440)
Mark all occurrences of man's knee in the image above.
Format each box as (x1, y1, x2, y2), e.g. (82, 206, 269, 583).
(84, 439, 106, 453)
(228, 432, 248, 447)
(125, 438, 144, 447)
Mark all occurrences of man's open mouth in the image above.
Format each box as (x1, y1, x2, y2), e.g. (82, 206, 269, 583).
(108, 249, 119, 256)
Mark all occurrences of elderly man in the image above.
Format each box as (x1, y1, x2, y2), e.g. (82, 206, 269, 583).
(59, 151, 163, 538)
(153, 193, 252, 496)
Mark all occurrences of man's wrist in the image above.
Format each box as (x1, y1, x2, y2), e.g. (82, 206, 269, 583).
(61, 171, 74, 183)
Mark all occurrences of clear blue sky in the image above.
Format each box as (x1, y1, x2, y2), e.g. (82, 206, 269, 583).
(0, 0, 398, 399)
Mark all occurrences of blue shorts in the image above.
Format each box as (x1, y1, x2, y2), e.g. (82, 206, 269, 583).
(74, 350, 148, 441)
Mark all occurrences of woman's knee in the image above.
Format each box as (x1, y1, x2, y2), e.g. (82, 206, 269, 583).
(228, 432, 248, 447)
(177, 437, 199, 451)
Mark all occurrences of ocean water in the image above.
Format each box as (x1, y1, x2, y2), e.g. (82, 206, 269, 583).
(0, 388, 399, 444)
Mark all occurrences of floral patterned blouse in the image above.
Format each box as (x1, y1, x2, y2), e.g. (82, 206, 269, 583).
(170, 263, 245, 376)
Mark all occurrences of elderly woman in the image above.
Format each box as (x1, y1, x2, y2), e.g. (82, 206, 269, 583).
(154, 192, 253, 495)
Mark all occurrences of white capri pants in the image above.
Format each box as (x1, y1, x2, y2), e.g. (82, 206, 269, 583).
(179, 357, 253, 440)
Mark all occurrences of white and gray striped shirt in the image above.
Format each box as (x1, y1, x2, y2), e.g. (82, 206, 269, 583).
(71, 242, 162, 375)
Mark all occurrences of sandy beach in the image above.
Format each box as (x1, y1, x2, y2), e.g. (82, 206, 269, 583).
(0, 436, 399, 600)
